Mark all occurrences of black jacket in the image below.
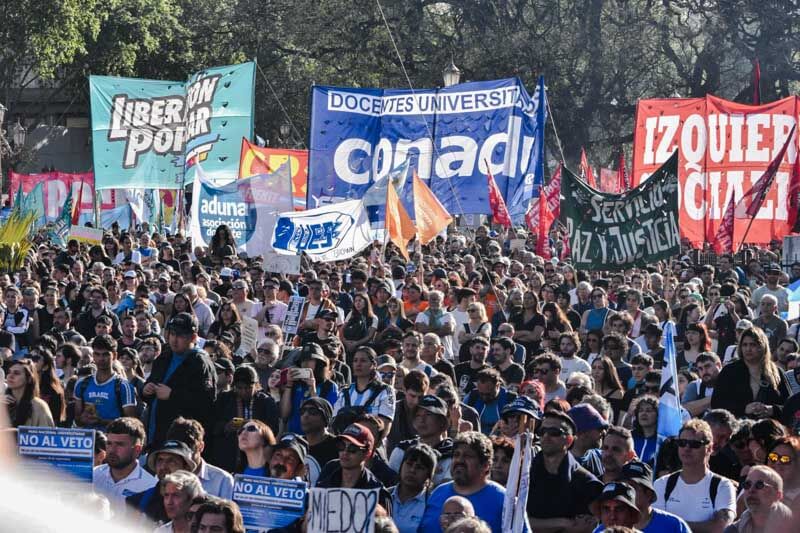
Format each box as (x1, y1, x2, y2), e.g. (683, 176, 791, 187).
(710, 359, 791, 418)
(126, 481, 166, 524)
(75, 307, 122, 340)
(144, 346, 217, 448)
(208, 390, 280, 472)
(316, 459, 392, 512)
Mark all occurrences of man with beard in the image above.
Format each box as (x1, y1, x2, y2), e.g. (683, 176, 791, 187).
(419, 431, 507, 533)
(391, 443, 438, 533)
(601, 426, 637, 483)
(751, 264, 789, 314)
(166, 417, 234, 499)
(93, 417, 156, 512)
(490, 337, 524, 388)
(454, 337, 490, 396)
(568, 403, 609, 478)
(269, 433, 308, 480)
(463, 368, 517, 435)
(681, 351, 721, 417)
(558, 332, 591, 381)
(527, 412, 603, 532)
(389, 395, 454, 486)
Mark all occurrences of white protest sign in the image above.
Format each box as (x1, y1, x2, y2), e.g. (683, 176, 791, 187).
(307, 488, 378, 533)
(282, 296, 305, 336)
(261, 251, 302, 275)
(236, 316, 259, 357)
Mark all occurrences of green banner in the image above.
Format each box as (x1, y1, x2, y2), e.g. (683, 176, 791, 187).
(561, 151, 680, 269)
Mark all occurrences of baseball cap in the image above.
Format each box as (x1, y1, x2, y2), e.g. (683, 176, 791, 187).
(432, 268, 447, 279)
(501, 396, 542, 420)
(376, 355, 397, 370)
(232, 279, 248, 289)
(123, 270, 137, 279)
(590, 482, 641, 521)
(416, 395, 448, 418)
(158, 273, 170, 281)
(220, 267, 234, 278)
(736, 319, 754, 330)
(338, 423, 375, 452)
(567, 404, 609, 433)
(300, 397, 333, 425)
(274, 433, 308, 464)
(166, 312, 199, 336)
(619, 461, 655, 497)
(299, 342, 328, 364)
(146, 440, 197, 472)
(214, 358, 235, 374)
(767, 263, 782, 274)
(318, 309, 338, 321)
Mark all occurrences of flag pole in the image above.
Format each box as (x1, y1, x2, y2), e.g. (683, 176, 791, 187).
(736, 209, 759, 255)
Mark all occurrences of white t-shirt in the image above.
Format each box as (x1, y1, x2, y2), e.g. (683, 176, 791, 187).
(451, 308, 470, 355)
(93, 463, 157, 511)
(560, 356, 591, 381)
(653, 471, 736, 523)
(416, 310, 457, 360)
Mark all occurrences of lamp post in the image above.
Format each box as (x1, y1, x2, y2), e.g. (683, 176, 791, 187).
(442, 59, 461, 87)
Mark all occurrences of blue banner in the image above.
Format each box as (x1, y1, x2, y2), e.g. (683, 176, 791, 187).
(90, 62, 255, 190)
(233, 475, 307, 532)
(308, 77, 546, 215)
(17, 427, 95, 483)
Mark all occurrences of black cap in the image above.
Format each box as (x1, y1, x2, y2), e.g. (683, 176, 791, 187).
(299, 342, 328, 364)
(166, 312, 198, 335)
(619, 461, 655, 497)
(318, 309, 338, 321)
(300, 397, 333, 425)
(214, 358, 235, 374)
(432, 268, 447, 279)
(590, 482, 641, 520)
(233, 365, 258, 384)
(274, 433, 308, 463)
(417, 395, 448, 418)
(767, 263, 782, 274)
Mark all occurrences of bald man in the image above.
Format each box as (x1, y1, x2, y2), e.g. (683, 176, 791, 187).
(439, 496, 476, 532)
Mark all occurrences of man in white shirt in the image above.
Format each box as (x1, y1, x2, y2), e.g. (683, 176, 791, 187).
(653, 419, 735, 531)
(450, 288, 477, 356)
(256, 278, 288, 326)
(415, 290, 456, 360)
(751, 264, 789, 315)
(92, 417, 156, 512)
(558, 331, 591, 381)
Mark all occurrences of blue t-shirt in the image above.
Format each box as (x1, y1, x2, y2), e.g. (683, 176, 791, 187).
(593, 507, 691, 533)
(287, 382, 339, 434)
(419, 481, 507, 533)
(78, 374, 136, 429)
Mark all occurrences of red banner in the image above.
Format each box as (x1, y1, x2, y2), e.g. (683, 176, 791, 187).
(239, 138, 308, 210)
(632, 96, 799, 247)
(7, 171, 120, 221)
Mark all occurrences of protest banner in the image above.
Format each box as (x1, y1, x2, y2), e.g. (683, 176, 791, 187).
(89, 61, 255, 190)
(8, 171, 102, 225)
(261, 251, 302, 275)
(307, 77, 546, 218)
(237, 316, 259, 358)
(502, 432, 533, 533)
(232, 475, 307, 532)
(282, 296, 305, 337)
(561, 152, 680, 269)
(632, 95, 799, 247)
(190, 162, 293, 259)
(68, 226, 104, 245)
(239, 138, 308, 210)
(271, 200, 373, 262)
(307, 488, 378, 533)
(17, 426, 95, 483)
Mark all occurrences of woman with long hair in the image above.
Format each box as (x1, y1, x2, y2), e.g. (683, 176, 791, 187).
(457, 302, 492, 348)
(341, 293, 377, 357)
(208, 300, 243, 351)
(510, 291, 545, 357)
(541, 302, 572, 352)
(676, 323, 711, 370)
(3, 359, 55, 427)
(212, 365, 280, 473)
(37, 286, 61, 335)
(32, 350, 66, 425)
(103, 236, 120, 260)
(630, 395, 660, 467)
(113, 233, 142, 265)
(582, 329, 604, 364)
(118, 347, 146, 401)
(580, 288, 612, 336)
(88, 244, 112, 267)
(653, 299, 673, 329)
(210, 225, 237, 264)
(236, 419, 276, 475)
(591, 356, 624, 421)
(168, 293, 196, 323)
(711, 327, 791, 418)
(378, 296, 414, 336)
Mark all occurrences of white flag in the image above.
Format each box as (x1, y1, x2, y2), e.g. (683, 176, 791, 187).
(502, 431, 533, 533)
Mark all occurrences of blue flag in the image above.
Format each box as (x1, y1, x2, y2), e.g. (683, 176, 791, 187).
(658, 321, 684, 439)
(507, 75, 547, 223)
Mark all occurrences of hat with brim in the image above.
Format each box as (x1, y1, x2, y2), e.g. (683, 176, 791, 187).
(146, 440, 197, 472)
(501, 396, 542, 420)
(299, 342, 328, 364)
(619, 461, 656, 501)
(274, 433, 308, 464)
(589, 482, 641, 521)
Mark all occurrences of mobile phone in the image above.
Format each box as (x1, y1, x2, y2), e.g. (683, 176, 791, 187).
(406, 263, 417, 273)
(293, 368, 312, 380)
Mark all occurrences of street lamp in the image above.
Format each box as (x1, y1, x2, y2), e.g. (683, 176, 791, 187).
(442, 59, 462, 87)
(11, 119, 26, 149)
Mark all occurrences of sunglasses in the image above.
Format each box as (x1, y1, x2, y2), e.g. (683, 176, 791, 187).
(336, 442, 366, 454)
(742, 479, 774, 491)
(238, 425, 259, 435)
(676, 438, 708, 449)
(379, 371, 396, 380)
(767, 452, 793, 465)
(541, 426, 569, 437)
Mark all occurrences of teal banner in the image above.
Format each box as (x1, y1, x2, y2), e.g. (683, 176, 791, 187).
(89, 62, 255, 190)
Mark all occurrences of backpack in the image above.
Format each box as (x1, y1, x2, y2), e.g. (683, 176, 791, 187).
(332, 381, 388, 434)
(77, 375, 127, 416)
(663, 471, 722, 510)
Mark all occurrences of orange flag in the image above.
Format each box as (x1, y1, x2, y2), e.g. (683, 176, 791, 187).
(412, 172, 453, 244)
(385, 181, 416, 260)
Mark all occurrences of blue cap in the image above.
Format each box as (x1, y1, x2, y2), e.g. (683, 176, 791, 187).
(501, 396, 542, 420)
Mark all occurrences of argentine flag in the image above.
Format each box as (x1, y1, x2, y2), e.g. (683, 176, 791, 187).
(658, 321, 684, 439)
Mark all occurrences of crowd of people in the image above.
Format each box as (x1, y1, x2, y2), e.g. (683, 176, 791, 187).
(2, 221, 800, 533)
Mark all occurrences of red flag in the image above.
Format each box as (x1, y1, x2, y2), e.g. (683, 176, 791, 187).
(790, 155, 800, 233)
(580, 148, 597, 188)
(536, 186, 555, 258)
(753, 59, 761, 105)
(735, 125, 796, 219)
(486, 163, 512, 228)
(526, 164, 561, 231)
(71, 178, 85, 225)
(617, 150, 628, 192)
(713, 195, 736, 254)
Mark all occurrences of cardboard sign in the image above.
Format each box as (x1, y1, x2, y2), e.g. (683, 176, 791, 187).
(233, 475, 307, 532)
(237, 316, 260, 357)
(282, 296, 306, 336)
(261, 251, 302, 275)
(69, 226, 104, 245)
(509, 238, 527, 251)
(307, 488, 378, 533)
(17, 427, 95, 483)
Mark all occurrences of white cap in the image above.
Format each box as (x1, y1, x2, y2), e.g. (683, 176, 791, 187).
(124, 270, 137, 278)
(220, 267, 234, 278)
